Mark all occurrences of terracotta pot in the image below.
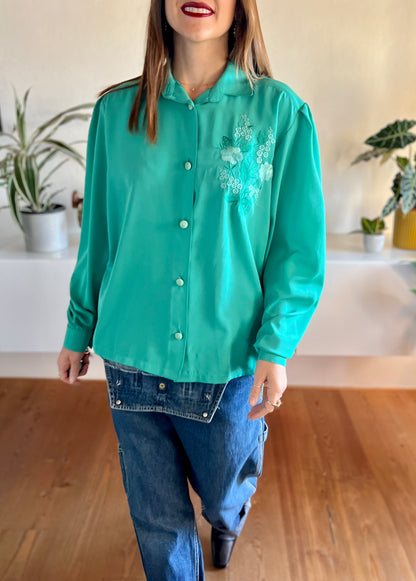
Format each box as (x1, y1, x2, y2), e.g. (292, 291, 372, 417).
(393, 204, 416, 250)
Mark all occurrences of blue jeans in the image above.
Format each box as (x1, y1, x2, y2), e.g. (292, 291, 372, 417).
(103, 358, 269, 581)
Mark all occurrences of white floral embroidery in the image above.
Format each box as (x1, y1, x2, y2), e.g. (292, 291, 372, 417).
(233, 114, 253, 142)
(248, 184, 260, 201)
(217, 113, 276, 215)
(259, 162, 273, 182)
(221, 146, 243, 165)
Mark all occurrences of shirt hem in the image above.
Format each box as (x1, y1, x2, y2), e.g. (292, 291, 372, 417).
(93, 345, 256, 384)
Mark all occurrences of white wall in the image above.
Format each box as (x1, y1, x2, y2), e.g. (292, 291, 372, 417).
(1, 0, 415, 237)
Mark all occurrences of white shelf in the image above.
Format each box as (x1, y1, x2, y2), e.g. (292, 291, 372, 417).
(326, 231, 416, 264)
(2, 230, 415, 263)
(1, 230, 416, 360)
(0, 231, 80, 261)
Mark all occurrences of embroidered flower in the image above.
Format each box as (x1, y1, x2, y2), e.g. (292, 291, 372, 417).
(233, 114, 253, 142)
(216, 113, 276, 215)
(259, 162, 273, 182)
(221, 146, 243, 165)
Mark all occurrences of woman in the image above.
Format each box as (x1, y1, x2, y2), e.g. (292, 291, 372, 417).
(57, 0, 326, 578)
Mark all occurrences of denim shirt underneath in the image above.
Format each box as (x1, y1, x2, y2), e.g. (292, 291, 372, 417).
(103, 358, 255, 424)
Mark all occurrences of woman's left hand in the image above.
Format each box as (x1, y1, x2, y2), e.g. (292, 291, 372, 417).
(247, 359, 287, 420)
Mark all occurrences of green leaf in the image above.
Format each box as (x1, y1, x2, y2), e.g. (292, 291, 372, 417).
(14, 155, 37, 207)
(13, 155, 26, 195)
(361, 217, 371, 233)
(24, 156, 40, 208)
(381, 193, 400, 217)
(365, 119, 416, 150)
(396, 156, 409, 171)
(36, 148, 61, 170)
(350, 147, 390, 165)
(43, 187, 65, 206)
(22, 87, 31, 115)
(37, 139, 85, 168)
(7, 177, 24, 231)
(361, 216, 385, 233)
(28, 102, 94, 145)
(12, 87, 26, 148)
(400, 163, 416, 214)
(220, 136, 233, 148)
(28, 113, 92, 149)
(380, 150, 395, 164)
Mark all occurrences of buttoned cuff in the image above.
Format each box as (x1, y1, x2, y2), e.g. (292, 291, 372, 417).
(63, 325, 93, 353)
(256, 350, 287, 366)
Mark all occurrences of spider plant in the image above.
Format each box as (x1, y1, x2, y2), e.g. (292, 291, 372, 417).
(0, 86, 93, 231)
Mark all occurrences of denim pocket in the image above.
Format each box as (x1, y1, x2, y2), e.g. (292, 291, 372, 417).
(103, 358, 143, 411)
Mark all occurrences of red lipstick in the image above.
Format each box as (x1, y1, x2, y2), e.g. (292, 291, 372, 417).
(181, 2, 215, 18)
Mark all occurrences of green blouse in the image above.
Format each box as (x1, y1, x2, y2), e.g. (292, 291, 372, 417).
(63, 58, 326, 383)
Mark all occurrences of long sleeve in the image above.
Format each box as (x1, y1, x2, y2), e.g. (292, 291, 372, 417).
(63, 96, 109, 352)
(253, 101, 326, 366)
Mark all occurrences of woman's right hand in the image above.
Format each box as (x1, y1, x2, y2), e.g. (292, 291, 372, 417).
(57, 347, 91, 384)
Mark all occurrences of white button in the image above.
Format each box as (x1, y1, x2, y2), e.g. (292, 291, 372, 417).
(179, 220, 189, 229)
(187, 103, 194, 110)
(176, 278, 184, 286)
(174, 332, 183, 340)
(184, 161, 192, 170)
(159, 382, 166, 390)
(116, 399, 122, 405)
(202, 412, 208, 418)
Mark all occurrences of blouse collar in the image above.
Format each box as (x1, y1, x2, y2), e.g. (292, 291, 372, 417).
(161, 57, 254, 104)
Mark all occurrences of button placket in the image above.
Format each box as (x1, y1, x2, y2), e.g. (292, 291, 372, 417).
(170, 106, 197, 377)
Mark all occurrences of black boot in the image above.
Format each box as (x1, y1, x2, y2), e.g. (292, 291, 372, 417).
(211, 527, 237, 568)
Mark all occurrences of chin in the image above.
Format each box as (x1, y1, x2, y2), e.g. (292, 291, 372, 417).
(175, 28, 216, 43)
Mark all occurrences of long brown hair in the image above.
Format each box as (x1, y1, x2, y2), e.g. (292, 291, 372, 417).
(97, 0, 273, 144)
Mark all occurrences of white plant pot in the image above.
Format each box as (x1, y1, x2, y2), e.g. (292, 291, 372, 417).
(20, 204, 68, 252)
(363, 232, 385, 253)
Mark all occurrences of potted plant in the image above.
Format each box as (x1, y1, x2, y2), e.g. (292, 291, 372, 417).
(0, 87, 93, 252)
(350, 216, 387, 253)
(351, 119, 416, 250)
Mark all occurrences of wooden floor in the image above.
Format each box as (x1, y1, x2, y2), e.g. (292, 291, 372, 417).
(0, 378, 415, 581)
